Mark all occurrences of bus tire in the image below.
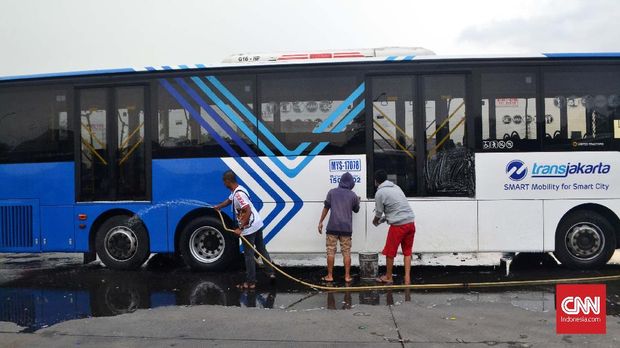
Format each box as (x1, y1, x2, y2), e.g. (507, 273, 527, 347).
(179, 215, 239, 271)
(554, 210, 616, 269)
(95, 215, 150, 270)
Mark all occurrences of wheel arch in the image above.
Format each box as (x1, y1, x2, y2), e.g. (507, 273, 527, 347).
(557, 203, 620, 248)
(173, 207, 234, 253)
(89, 208, 150, 253)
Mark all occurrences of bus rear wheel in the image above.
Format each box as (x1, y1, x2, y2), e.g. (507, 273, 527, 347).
(554, 210, 616, 269)
(179, 216, 239, 271)
(95, 215, 150, 270)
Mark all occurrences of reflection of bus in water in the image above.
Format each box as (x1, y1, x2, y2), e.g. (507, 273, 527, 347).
(0, 267, 276, 332)
(1, 263, 619, 332)
(1, 47, 620, 271)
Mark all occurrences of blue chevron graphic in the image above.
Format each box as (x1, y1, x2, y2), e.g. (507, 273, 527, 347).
(158, 76, 301, 245)
(162, 78, 284, 229)
(155, 70, 365, 247)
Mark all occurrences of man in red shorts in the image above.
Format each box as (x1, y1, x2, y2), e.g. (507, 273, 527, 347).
(372, 169, 416, 285)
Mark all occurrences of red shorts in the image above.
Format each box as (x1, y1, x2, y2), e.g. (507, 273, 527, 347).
(382, 222, 416, 258)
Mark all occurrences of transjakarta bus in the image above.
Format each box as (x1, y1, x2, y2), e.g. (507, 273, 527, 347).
(1, 47, 619, 270)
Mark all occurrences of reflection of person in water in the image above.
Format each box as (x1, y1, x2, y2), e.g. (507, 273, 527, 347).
(240, 289, 276, 309)
(327, 292, 352, 310)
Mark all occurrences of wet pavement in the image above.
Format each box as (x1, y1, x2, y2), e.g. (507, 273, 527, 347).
(0, 252, 619, 338)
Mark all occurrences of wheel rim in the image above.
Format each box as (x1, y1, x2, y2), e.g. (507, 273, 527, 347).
(189, 226, 225, 264)
(189, 281, 226, 305)
(104, 226, 139, 261)
(104, 285, 140, 315)
(565, 222, 605, 261)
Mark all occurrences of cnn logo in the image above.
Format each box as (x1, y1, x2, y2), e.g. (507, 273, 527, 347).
(556, 284, 606, 334)
(560, 296, 600, 315)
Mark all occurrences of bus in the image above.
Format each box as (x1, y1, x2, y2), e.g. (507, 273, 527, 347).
(1, 47, 619, 271)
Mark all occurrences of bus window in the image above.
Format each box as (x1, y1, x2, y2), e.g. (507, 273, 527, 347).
(480, 72, 538, 151)
(371, 76, 416, 197)
(259, 72, 365, 156)
(423, 75, 473, 196)
(0, 87, 72, 163)
(543, 69, 620, 151)
(155, 75, 256, 158)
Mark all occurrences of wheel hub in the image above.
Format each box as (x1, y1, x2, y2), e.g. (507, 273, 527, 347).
(105, 226, 138, 261)
(566, 223, 604, 260)
(189, 226, 225, 264)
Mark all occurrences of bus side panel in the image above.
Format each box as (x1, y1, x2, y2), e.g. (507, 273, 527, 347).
(543, 199, 620, 252)
(0, 162, 74, 205)
(366, 200, 478, 253)
(478, 200, 543, 252)
(40, 206, 74, 251)
(72, 204, 168, 252)
(262, 202, 367, 253)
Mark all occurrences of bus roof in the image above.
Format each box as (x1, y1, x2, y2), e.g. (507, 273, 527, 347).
(1, 52, 620, 83)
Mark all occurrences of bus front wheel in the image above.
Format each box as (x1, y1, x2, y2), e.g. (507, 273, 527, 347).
(179, 216, 239, 271)
(95, 215, 150, 270)
(554, 210, 616, 269)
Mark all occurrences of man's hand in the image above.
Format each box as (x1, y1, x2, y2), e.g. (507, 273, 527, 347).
(214, 205, 221, 212)
(233, 228, 242, 236)
(318, 222, 323, 234)
(372, 216, 381, 227)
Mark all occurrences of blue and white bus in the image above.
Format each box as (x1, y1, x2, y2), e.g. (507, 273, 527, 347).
(1, 47, 619, 270)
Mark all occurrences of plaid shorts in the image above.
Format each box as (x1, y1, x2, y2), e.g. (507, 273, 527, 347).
(326, 234, 352, 257)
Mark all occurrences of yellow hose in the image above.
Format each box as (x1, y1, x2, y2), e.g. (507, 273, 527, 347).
(216, 211, 620, 292)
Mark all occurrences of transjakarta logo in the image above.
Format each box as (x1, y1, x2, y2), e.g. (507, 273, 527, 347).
(505, 160, 527, 181)
(506, 159, 611, 181)
(556, 284, 606, 334)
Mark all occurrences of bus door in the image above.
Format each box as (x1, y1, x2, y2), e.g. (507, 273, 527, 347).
(369, 76, 417, 197)
(420, 74, 473, 196)
(77, 86, 149, 201)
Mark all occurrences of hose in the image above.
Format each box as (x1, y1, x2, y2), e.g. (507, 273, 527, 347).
(216, 211, 620, 292)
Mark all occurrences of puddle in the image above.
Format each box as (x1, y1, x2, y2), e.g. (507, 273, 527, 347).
(0, 253, 619, 332)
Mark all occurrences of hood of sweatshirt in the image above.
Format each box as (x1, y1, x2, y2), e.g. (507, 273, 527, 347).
(338, 172, 355, 190)
(377, 180, 395, 190)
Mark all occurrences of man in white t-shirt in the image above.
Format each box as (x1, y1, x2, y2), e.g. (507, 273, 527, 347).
(214, 170, 275, 289)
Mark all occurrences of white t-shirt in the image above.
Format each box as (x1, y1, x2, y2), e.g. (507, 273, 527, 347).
(229, 185, 263, 236)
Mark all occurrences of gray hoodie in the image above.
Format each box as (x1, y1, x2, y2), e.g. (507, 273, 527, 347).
(324, 172, 360, 236)
(374, 180, 415, 225)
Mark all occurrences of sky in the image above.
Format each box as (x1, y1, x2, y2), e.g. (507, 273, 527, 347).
(0, 0, 618, 76)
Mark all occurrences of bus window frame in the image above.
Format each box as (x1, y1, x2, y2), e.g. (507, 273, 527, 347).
(473, 66, 544, 153)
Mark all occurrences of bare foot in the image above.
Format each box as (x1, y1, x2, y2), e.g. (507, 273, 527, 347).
(344, 277, 353, 283)
(321, 276, 334, 282)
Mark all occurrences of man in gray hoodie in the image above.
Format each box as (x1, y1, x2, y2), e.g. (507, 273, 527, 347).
(318, 172, 360, 283)
(372, 169, 416, 285)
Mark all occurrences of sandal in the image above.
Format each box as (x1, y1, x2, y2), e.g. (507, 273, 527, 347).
(375, 275, 394, 285)
(236, 282, 256, 289)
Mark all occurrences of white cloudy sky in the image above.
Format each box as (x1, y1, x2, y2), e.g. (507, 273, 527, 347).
(0, 0, 618, 76)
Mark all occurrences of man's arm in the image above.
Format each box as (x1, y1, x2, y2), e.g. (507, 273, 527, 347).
(352, 195, 360, 214)
(317, 207, 329, 234)
(373, 192, 384, 226)
(213, 198, 232, 211)
(237, 204, 252, 229)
